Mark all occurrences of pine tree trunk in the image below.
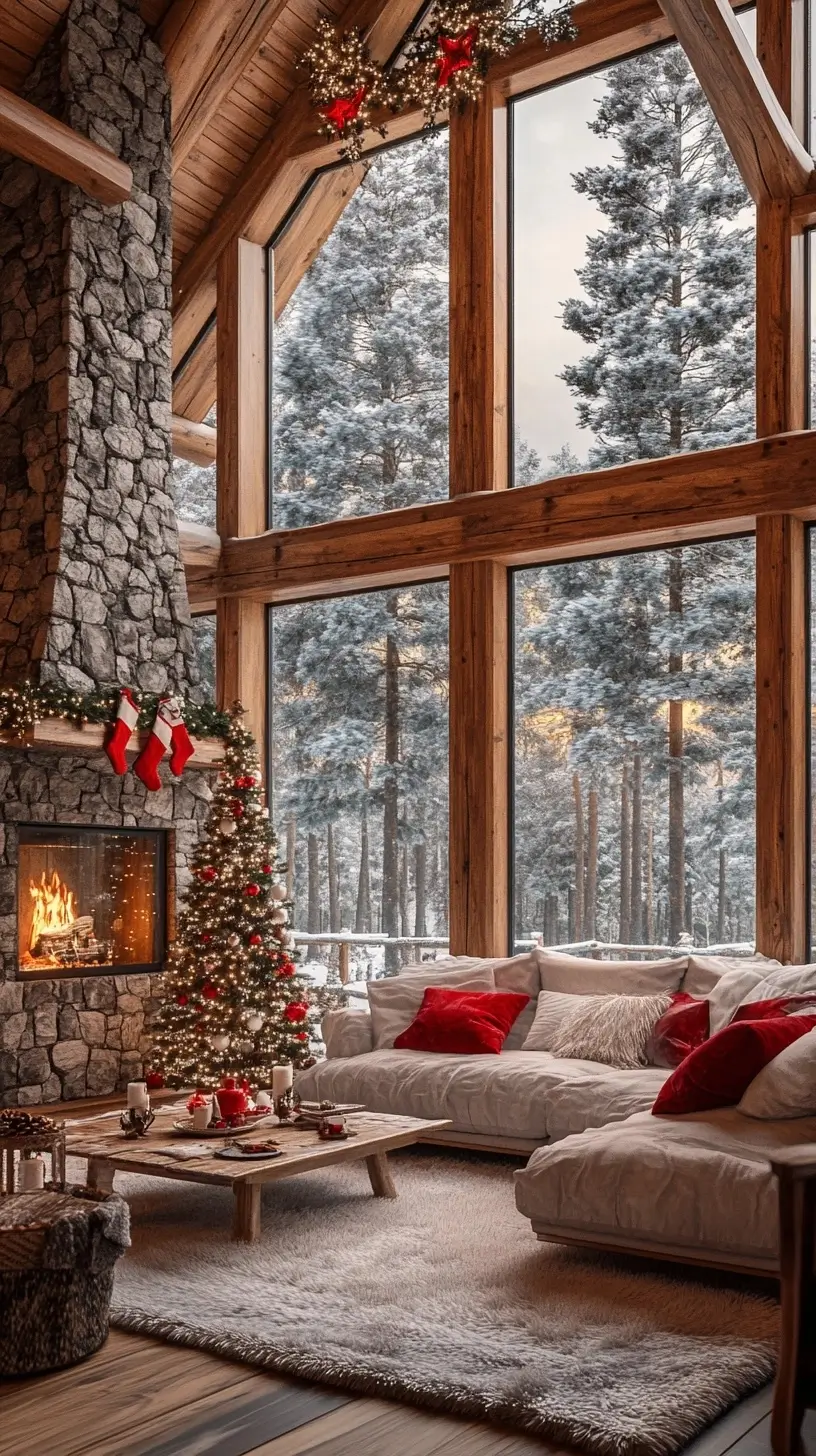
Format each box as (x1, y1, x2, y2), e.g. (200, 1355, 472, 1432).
(645, 821, 654, 943)
(307, 831, 321, 961)
(716, 760, 726, 943)
(619, 764, 631, 944)
(630, 751, 643, 942)
(414, 839, 427, 937)
(584, 784, 599, 939)
(285, 816, 296, 901)
(572, 773, 585, 939)
(355, 810, 371, 933)
(327, 823, 341, 931)
(399, 846, 409, 962)
(568, 886, 575, 942)
(382, 625, 401, 974)
(668, 549, 685, 943)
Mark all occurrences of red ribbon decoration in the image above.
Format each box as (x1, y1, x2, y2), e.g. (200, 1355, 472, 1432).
(435, 27, 478, 88)
(321, 84, 367, 135)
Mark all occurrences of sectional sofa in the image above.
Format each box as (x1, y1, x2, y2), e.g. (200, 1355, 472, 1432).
(295, 949, 816, 1273)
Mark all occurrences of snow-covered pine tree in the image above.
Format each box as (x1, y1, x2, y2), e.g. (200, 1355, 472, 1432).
(151, 713, 318, 1086)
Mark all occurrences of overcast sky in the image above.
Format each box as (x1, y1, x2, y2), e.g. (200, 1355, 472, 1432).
(512, 12, 757, 470)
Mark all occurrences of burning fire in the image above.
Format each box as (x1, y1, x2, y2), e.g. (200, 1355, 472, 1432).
(29, 870, 77, 952)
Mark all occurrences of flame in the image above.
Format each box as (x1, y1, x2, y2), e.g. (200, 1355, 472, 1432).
(29, 870, 77, 951)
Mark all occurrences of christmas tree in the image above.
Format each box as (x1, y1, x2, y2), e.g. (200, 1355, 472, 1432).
(151, 711, 318, 1087)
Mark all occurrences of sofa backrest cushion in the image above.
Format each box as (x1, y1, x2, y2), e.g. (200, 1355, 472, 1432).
(367, 964, 496, 1048)
(736, 964, 816, 1008)
(535, 950, 687, 996)
(682, 955, 780, 998)
(737, 1030, 816, 1119)
(704, 964, 774, 1033)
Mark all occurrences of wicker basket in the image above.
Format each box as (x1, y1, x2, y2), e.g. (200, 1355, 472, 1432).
(0, 1186, 130, 1377)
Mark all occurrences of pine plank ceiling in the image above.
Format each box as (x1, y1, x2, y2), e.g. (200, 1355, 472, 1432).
(0, 0, 348, 269)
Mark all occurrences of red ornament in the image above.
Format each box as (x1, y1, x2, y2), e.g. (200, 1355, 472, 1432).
(201, 933, 212, 944)
(295, 1032, 309, 1042)
(201, 981, 219, 1000)
(248, 933, 263, 946)
(435, 27, 477, 88)
(276, 959, 296, 978)
(146, 1070, 164, 1089)
(176, 992, 189, 1006)
(198, 866, 217, 882)
(230, 800, 245, 818)
(284, 1001, 309, 1023)
(261, 864, 273, 875)
(321, 85, 366, 136)
(244, 883, 261, 897)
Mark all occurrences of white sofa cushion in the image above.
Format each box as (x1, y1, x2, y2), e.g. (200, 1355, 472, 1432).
(514, 1107, 816, 1268)
(535, 950, 687, 996)
(367, 965, 496, 1049)
(704, 964, 773, 1032)
(322, 1008, 374, 1059)
(737, 963, 816, 1008)
(737, 1030, 816, 1119)
(294, 1049, 668, 1143)
(682, 954, 779, 998)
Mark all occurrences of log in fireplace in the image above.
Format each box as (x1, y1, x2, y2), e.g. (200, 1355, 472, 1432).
(17, 826, 167, 978)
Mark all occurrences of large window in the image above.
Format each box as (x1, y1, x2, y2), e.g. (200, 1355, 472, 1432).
(513, 538, 756, 953)
(271, 134, 449, 529)
(173, 405, 216, 526)
(191, 613, 215, 696)
(270, 582, 449, 974)
(512, 22, 757, 485)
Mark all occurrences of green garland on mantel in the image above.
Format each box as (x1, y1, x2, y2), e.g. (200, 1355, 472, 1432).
(0, 682, 231, 741)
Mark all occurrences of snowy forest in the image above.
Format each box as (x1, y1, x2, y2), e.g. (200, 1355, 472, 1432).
(174, 37, 771, 965)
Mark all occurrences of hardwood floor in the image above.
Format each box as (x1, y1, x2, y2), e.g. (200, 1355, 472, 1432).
(1, 1330, 813, 1456)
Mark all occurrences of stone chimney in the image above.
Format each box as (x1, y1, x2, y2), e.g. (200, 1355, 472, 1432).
(0, 0, 196, 697)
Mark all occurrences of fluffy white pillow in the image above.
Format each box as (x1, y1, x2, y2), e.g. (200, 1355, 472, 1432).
(737, 1031, 816, 1119)
(367, 965, 496, 1048)
(535, 949, 687, 996)
(548, 992, 673, 1069)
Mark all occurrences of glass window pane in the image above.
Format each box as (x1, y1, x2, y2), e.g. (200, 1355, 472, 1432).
(512, 20, 757, 485)
(270, 583, 449, 977)
(272, 135, 449, 528)
(191, 613, 215, 696)
(513, 538, 756, 954)
(173, 405, 216, 527)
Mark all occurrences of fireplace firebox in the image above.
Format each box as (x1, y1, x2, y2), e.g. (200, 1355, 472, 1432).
(18, 825, 167, 978)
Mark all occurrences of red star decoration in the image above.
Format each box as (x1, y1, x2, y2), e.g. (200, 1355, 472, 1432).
(435, 27, 477, 88)
(321, 85, 366, 135)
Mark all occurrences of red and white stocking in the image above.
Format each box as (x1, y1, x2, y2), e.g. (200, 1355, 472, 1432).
(106, 688, 140, 775)
(133, 697, 193, 790)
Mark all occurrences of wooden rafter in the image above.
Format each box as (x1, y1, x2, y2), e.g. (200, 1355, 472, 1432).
(183, 430, 816, 604)
(0, 82, 132, 202)
(656, 0, 814, 202)
(160, 0, 292, 176)
(171, 413, 216, 465)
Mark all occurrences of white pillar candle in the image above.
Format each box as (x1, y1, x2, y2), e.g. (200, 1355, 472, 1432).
(127, 1081, 149, 1110)
(271, 1065, 293, 1098)
(19, 1156, 44, 1192)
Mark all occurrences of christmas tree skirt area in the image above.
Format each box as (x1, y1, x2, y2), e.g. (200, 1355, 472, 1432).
(109, 1149, 777, 1456)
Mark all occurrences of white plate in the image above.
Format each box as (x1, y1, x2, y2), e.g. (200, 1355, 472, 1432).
(172, 1113, 271, 1138)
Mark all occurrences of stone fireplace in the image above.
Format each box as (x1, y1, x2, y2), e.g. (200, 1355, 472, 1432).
(0, 0, 216, 1105)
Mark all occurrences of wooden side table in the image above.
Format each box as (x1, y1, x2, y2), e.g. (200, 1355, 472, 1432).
(0, 1125, 67, 1192)
(770, 1145, 816, 1455)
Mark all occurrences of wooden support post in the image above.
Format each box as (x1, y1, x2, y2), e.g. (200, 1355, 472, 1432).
(755, 514, 808, 963)
(215, 238, 269, 748)
(754, 0, 809, 963)
(448, 92, 510, 956)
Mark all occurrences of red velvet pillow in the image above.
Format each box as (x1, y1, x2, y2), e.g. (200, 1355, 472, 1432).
(653, 1015, 816, 1115)
(730, 994, 816, 1024)
(394, 987, 530, 1055)
(648, 992, 710, 1069)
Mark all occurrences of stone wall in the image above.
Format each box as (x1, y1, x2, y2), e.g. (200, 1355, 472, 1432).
(0, 749, 214, 1106)
(0, 0, 195, 696)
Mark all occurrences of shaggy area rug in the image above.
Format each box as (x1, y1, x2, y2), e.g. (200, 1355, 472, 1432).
(109, 1151, 778, 1456)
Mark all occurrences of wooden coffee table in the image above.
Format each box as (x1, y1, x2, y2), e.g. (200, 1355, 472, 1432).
(66, 1107, 452, 1242)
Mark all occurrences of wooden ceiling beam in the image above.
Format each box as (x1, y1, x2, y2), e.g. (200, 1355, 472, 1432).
(656, 0, 814, 202)
(171, 413, 217, 465)
(173, 323, 217, 420)
(179, 519, 221, 570)
(273, 163, 369, 317)
(0, 82, 132, 202)
(161, 0, 292, 176)
(187, 431, 816, 604)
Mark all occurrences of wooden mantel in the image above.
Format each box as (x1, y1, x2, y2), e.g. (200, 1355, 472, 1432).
(0, 718, 225, 766)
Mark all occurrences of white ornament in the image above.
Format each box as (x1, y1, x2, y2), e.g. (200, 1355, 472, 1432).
(270, 884, 287, 902)
(219, 818, 237, 837)
(270, 906, 288, 925)
(245, 1013, 264, 1033)
(239, 1039, 254, 1054)
(227, 933, 241, 948)
(211, 1033, 230, 1052)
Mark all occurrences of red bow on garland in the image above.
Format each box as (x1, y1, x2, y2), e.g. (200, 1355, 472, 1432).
(435, 27, 478, 88)
(321, 84, 367, 135)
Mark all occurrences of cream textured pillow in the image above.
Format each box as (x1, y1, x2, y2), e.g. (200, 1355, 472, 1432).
(367, 965, 496, 1048)
(521, 990, 593, 1052)
(682, 954, 779, 997)
(535, 949, 686, 996)
(737, 1031, 816, 1119)
(548, 992, 673, 1069)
